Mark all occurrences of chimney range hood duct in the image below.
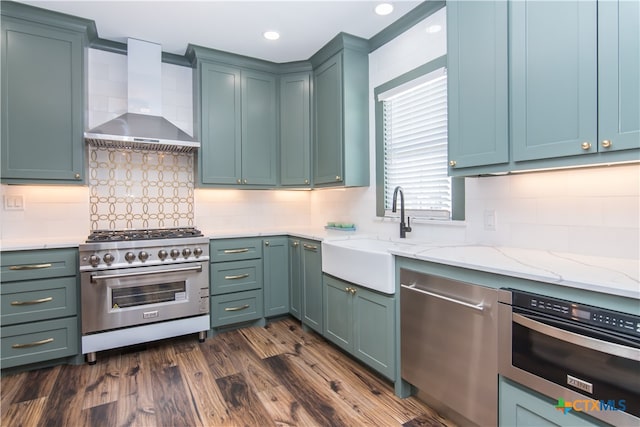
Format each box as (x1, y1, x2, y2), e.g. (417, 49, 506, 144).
(84, 39, 199, 153)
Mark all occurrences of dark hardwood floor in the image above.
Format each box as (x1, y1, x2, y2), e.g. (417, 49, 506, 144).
(1, 318, 454, 426)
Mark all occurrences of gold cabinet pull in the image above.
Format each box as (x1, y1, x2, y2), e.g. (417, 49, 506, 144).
(335, 176, 342, 181)
(265, 241, 270, 246)
(11, 296, 53, 306)
(601, 139, 612, 149)
(449, 160, 457, 167)
(292, 241, 299, 247)
(224, 273, 250, 280)
(74, 173, 81, 179)
(581, 142, 592, 150)
(223, 248, 249, 254)
(12, 338, 54, 349)
(302, 243, 318, 251)
(224, 304, 250, 312)
(9, 263, 52, 271)
(345, 287, 356, 295)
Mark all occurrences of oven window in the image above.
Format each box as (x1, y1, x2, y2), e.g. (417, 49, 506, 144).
(512, 322, 640, 418)
(112, 282, 186, 308)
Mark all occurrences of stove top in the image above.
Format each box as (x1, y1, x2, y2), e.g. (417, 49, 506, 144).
(86, 227, 203, 242)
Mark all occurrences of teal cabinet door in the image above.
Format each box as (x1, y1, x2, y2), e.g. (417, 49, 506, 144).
(323, 275, 353, 352)
(301, 239, 322, 333)
(263, 237, 289, 317)
(200, 62, 242, 185)
(280, 73, 311, 186)
(312, 36, 369, 188)
(314, 53, 343, 186)
(499, 377, 607, 427)
(598, 0, 640, 152)
(353, 286, 395, 380)
(1, 17, 84, 184)
(241, 70, 277, 186)
(447, 0, 509, 172)
(510, 0, 598, 161)
(288, 238, 302, 320)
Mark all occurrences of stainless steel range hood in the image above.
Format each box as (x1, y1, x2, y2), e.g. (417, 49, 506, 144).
(85, 39, 199, 153)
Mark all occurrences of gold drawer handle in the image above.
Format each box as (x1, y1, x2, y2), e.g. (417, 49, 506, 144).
(303, 244, 318, 251)
(12, 337, 54, 349)
(9, 263, 52, 271)
(11, 297, 53, 306)
(224, 274, 250, 280)
(224, 304, 250, 312)
(223, 248, 249, 254)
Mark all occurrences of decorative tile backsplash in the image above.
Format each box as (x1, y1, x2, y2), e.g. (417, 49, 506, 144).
(88, 146, 194, 230)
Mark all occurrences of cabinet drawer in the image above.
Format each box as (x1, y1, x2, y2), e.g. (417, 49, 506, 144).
(210, 238, 262, 262)
(211, 290, 263, 327)
(1, 276, 77, 326)
(1, 316, 78, 369)
(1, 249, 77, 282)
(211, 259, 262, 295)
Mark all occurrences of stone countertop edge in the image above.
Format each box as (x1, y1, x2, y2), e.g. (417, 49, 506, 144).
(390, 244, 640, 301)
(2, 232, 637, 300)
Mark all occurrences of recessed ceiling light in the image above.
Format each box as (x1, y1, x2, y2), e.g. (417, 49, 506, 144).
(375, 3, 394, 16)
(426, 24, 442, 34)
(263, 31, 280, 41)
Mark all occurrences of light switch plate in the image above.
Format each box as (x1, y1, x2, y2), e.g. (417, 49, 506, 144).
(484, 209, 496, 231)
(4, 195, 25, 211)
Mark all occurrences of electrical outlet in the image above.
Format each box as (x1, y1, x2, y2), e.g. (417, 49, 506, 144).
(484, 209, 496, 231)
(4, 195, 25, 211)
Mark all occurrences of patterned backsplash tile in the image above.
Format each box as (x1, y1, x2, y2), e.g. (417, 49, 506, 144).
(88, 146, 194, 230)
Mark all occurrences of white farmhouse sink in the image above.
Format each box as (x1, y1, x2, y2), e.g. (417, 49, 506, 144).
(321, 238, 407, 294)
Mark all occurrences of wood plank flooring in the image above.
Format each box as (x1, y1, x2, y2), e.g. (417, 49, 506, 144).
(1, 318, 454, 427)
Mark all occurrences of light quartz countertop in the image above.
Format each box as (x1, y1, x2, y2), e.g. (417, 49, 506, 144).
(2, 230, 637, 300)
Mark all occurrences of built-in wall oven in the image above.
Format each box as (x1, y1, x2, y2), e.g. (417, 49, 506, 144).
(498, 289, 640, 426)
(79, 228, 210, 363)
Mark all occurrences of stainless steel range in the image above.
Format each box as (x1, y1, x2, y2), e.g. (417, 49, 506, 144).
(79, 227, 210, 364)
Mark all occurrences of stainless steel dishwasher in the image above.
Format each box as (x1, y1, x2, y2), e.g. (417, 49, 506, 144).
(400, 268, 498, 427)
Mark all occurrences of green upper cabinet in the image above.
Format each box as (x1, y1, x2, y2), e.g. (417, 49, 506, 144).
(280, 72, 311, 187)
(195, 55, 277, 187)
(199, 62, 242, 185)
(311, 34, 369, 188)
(1, 8, 87, 184)
(241, 70, 277, 185)
(447, 0, 509, 171)
(598, 0, 640, 152)
(510, 0, 598, 161)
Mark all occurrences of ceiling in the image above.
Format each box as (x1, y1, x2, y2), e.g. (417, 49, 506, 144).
(17, 1, 424, 63)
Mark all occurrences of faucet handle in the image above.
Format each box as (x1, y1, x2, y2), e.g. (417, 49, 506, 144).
(406, 216, 412, 233)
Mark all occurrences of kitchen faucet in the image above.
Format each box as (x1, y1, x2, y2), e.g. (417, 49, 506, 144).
(392, 186, 412, 238)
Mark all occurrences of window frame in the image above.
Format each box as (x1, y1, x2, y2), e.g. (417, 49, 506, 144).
(374, 55, 465, 221)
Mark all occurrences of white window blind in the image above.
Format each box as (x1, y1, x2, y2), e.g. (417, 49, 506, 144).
(380, 67, 450, 220)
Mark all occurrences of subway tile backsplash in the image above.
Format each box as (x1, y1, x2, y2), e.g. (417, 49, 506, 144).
(88, 146, 194, 230)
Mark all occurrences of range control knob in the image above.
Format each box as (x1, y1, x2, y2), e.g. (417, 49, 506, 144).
(170, 249, 180, 259)
(193, 247, 203, 257)
(139, 251, 149, 262)
(182, 248, 192, 258)
(158, 250, 168, 260)
(89, 254, 100, 267)
(125, 252, 136, 263)
(103, 253, 115, 264)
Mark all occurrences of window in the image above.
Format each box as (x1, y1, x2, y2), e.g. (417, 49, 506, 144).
(375, 55, 464, 220)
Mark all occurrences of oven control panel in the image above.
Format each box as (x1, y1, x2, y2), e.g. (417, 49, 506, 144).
(512, 290, 640, 337)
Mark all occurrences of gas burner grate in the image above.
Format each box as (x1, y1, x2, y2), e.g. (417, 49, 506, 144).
(87, 227, 203, 242)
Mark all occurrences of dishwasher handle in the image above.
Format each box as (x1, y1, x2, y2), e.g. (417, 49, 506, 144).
(401, 283, 485, 312)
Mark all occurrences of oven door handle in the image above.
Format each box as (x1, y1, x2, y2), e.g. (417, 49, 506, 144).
(513, 313, 640, 361)
(90, 264, 203, 282)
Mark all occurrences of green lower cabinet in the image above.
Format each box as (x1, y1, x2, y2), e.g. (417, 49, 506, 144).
(301, 239, 322, 333)
(499, 377, 608, 427)
(263, 237, 289, 317)
(323, 275, 395, 380)
(1, 317, 78, 369)
(288, 238, 302, 320)
(211, 289, 263, 328)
